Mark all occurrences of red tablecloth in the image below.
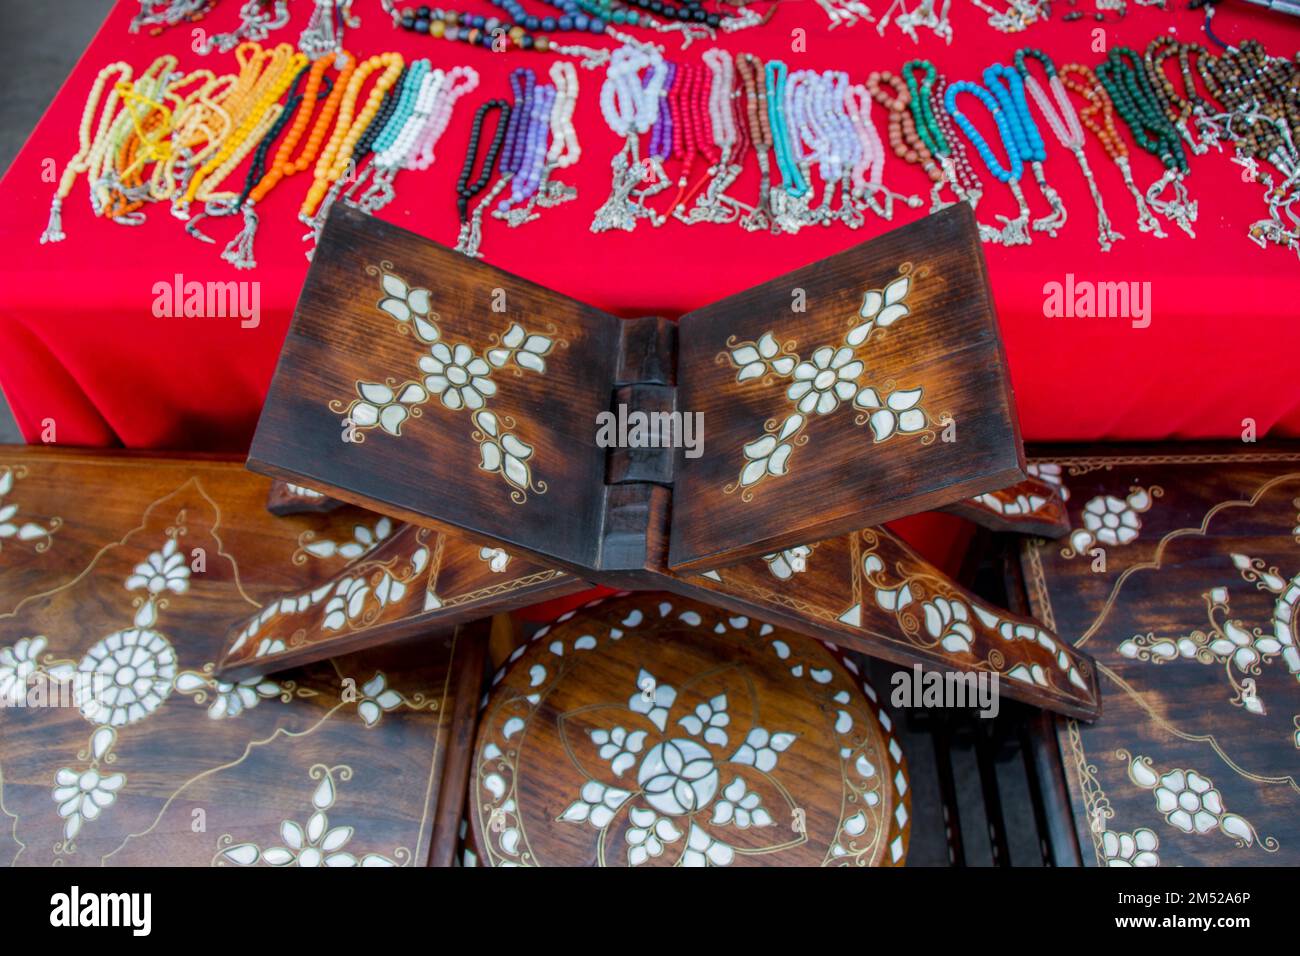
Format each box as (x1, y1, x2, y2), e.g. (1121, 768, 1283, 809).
(2, 0, 1298, 451)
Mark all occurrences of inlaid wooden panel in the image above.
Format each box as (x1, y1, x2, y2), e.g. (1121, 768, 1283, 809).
(467, 594, 909, 867)
(670, 526, 1101, 720)
(0, 447, 484, 866)
(1020, 444, 1300, 866)
(249, 203, 624, 574)
(217, 521, 584, 681)
(669, 204, 1025, 571)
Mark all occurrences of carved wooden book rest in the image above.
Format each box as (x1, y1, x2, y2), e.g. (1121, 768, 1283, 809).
(234, 202, 1100, 720)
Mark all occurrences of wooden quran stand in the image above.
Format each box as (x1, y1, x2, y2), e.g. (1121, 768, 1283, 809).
(222, 202, 1099, 721)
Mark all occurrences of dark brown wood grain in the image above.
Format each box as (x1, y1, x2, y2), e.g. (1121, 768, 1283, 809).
(248, 203, 625, 576)
(467, 593, 910, 867)
(0, 446, 481, 867)
(1019, 442, 1300, 866)
(669, 203, 1025, 570)
(216, 519, 586, 682)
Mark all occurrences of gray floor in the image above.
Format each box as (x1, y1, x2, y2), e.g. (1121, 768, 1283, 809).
(0, 0, 116, 443)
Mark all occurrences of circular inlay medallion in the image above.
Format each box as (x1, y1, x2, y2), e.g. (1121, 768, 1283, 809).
(73, 627, 179, 727)
(469, 595, 909, 867)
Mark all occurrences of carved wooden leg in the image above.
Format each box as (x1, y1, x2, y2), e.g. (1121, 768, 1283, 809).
(664, 526, 1101, 720)
(943, 475, 1070, 539)
(217, 524, 587, 681)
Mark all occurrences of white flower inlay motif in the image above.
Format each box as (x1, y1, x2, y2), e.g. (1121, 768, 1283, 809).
(356, 673, 403, 727)
(788, 346, 864, 416)
(220, 766, 398, 867)
(348, 381, 427, 437)
(628, 668, 677, 730)
(737, 414, 801, 488)
(474, 410, 539, 498)
(724, 268, 929, 496)
(626, 806, 683, 865)
(1101, 827, 1160, 867)
(683, 822, 734, 867)
(321, 572, 406, 633)
(1126, 754, 1261, 847)
(175, 670, 283, 720)
(638, 738, 720, 815)
(0, 635, 47, 705)
(52, 766, 125, 843)
(479, 546, 511, 573)
(333, 264, 560, 502)
(730, 727, 797, 772)
(51, 726, 119, 843)
(677, 694, 729, 746)
(124, 538, 190, 595)
(0, 465, 61, 553)
(1068, 487, 1155, 556)
(559, 780, 633, 828)
(711, 776, 774, 828)
(1119, 554, 1300, 715)
(556, 658, 799, 867)
(421, 343, 495, 411)
(591, 725, 648, 777)
(74, 628, 178, 727)
(301, 517, 393, 561)
(855, 387, 928, 443)
(731, 332, 796, 382)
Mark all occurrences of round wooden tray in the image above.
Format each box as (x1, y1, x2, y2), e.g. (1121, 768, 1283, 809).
(468, 593, 909, 867)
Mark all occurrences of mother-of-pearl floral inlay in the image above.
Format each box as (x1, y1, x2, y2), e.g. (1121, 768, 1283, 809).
(1117, 552, 1300, 719)
(1123, 752, 1274, 851)
(473, 599, 908, 867)
(329, 264, 564, 504)
(722, 267, 933, 500)
(0, 465, 62, 554)
(1065, 486, 1157, 558)
(217, 765, 400, 867)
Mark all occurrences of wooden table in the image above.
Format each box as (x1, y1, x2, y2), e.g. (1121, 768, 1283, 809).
(1020, 445, 1300, 866)
(0, 447, 484, 866)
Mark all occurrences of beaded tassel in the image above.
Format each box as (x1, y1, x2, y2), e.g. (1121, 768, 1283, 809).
(736, 53, 773, 232)
(204, 0, 291, 54)
(1019, 50, 1122, 252)
(532, 60, 580, 213)
(678, 49, 743, 225)
(454, 99, 512, 257)
(592, 45, 664, 233)
(1061, 62, 1165, 239)
(630, 60, 673, 227)
(300, 0, 359, 60)
(945, 79, 1031, 246)
(985, 63, 1065, 237)
(766, 59, 812, 234)
(41, 62, 134, 243)
(1099, 47, 1196, 237)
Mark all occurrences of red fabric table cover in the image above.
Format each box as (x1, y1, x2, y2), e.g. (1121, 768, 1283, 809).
(0, 2, 1296, 612)
(1, 1, 1298, 450)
